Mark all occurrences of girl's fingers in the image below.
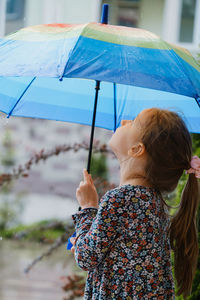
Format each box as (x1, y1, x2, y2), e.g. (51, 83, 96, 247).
(83, 169, 94, 185)
(71, 246, 75, 254)
(83, 169, 91, 184)
(70, 237, 76, 245)
(89, 174, 94, 185)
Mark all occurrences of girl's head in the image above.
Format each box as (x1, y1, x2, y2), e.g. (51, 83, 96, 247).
(110, 108, 199, 298)
(109, 107, 192, 193)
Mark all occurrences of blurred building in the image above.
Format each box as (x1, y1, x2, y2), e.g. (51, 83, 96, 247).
(0, 0, 200, 56)
(103, 0, 200, 56)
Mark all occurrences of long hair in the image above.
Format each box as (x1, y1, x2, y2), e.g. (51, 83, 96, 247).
(140, 108, 199, 298)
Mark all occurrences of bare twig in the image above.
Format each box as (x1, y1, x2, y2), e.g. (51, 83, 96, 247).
(23, 177, 117, 273)
(24, 223, 74, 273)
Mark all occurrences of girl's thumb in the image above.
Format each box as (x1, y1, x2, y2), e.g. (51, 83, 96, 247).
(70, 237, 76, 244)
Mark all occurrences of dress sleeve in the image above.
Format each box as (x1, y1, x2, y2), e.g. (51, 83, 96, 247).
(71, 189, 126, 271)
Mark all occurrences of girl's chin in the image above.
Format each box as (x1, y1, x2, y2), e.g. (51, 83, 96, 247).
(107, 142, 119, 158)
(107, 139, 115, 152)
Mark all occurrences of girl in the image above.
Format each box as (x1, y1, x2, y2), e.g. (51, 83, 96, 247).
(70, 108, 200, 299)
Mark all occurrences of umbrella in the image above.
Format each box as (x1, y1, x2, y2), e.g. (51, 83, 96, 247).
(0, 4, 200, 249)
(0, 6, 200, 135)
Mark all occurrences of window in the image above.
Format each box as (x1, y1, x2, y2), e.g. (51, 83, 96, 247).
(118, 7, 139, 27)
(5, 0, 25, 35)
(119, 0, 140, 2)
(102, 0, 140, 27)
(179, 0, 196, 43)
(6, 0, 24, 20)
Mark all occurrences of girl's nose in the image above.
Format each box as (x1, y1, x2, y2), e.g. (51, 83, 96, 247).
(121, 120, 131, 126)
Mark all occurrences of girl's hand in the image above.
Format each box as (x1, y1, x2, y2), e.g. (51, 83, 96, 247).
(70, 237, 76, 254)
(76, 169, 99, 209)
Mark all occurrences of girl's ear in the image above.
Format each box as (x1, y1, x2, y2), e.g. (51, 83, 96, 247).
(128, 143, 145, 157)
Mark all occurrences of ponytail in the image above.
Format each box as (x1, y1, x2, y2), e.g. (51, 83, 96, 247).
(138, 108, 199, 297)
(169, 174, 199, 298)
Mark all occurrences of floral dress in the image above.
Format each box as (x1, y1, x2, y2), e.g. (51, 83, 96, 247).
(71, 184, 175, 300)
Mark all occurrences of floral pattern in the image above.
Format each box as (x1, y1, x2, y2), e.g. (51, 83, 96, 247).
(71, 184, 175, 299)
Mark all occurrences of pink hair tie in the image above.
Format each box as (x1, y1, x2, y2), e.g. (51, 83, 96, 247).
(186, 155, 200, 179)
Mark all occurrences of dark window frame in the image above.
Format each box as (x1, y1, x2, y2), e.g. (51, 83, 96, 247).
(178, 0, 197, 44)
(6, 0, 25, 21)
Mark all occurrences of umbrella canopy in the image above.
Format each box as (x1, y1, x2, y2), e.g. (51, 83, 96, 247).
(0, 22, 200, 133)
(0, 23, 200, 99)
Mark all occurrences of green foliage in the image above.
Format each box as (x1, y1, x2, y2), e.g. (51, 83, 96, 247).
(0, 129, 25, 230)
(0, 191, 24, 230)
(2, 219, 65, 242)
(197, 51, 200, 65)
(192, 134, 200, 156)
(0, 129, 16, 167)
(90, 153, 108, 180)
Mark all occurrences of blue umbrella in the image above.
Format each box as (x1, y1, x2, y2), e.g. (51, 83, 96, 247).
(0, 4, 200, 138)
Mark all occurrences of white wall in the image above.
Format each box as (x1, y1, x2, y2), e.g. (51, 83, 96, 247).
(25, 0, 43, 26)
(138, 0, 165, 37)
(0, 0, 6, 37)
(162, 0, 181, 43)
(60, 0, 101, 23)
(25, 0, 101, 27)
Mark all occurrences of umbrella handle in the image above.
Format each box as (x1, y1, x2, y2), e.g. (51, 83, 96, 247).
(66, 231, 76, 250)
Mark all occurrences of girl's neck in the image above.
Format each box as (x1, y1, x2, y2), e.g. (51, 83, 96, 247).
(119, 157, 151, 188)
(119, 177, 151, 187)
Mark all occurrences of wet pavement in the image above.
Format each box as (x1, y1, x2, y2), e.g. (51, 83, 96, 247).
(0, 240, 85, 300)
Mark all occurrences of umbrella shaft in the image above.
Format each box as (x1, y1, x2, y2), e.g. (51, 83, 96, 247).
(78, 81, 100, 212)
(87, 80, 100, 173)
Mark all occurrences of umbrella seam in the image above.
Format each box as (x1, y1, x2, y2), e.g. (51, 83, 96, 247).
(59, 23, 90, 80)
(170, 49, 199, 98)
(160, 40, 199, 98)
(7, 77, 36, 118)
(195, 98, 200, 108)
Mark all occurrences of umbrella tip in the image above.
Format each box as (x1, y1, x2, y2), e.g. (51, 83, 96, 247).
(101, 4, 109, 24)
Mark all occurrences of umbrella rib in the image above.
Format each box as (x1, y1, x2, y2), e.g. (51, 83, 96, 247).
(59, 23, 89, 80)
(113, 83, 117, 132)
(195, 97, 200, 108)
(7, 77, 36, 118)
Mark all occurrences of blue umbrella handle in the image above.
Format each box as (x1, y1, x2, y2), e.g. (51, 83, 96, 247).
(66, 231, 76, 250)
